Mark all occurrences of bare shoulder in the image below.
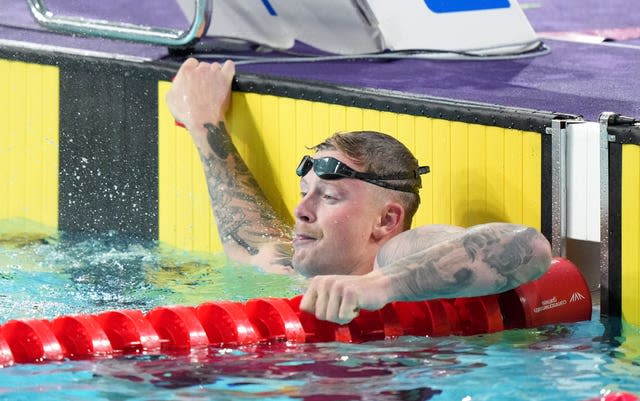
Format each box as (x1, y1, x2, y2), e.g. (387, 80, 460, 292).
(375, 224, 465, 268)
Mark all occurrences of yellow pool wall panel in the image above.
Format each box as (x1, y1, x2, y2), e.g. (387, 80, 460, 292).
(622, 144, 640, 326)
(158, 83, 542, 253)
(0, 59, 59, 231)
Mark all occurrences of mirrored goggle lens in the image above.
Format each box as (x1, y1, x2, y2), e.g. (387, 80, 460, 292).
(296, 155, 314, 177)
(296, 156, 354, 180)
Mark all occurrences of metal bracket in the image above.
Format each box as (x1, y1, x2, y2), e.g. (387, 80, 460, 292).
(26, 0, 212, 47)
(598, 111, 617, 318)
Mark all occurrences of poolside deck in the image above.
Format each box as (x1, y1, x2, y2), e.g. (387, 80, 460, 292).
(1, 0, 639, 121)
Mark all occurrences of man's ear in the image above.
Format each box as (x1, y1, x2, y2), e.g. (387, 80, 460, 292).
(372, 202, 405, 241)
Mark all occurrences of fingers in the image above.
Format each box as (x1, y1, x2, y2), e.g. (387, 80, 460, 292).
(167, 58, 235, 129)
(221, 59, 236, 82)
(338, 290, 359, 323)
(300, 276, 361, 325)
(176, 58, 234, 80)
(299, 284, 317, 313)
(183, 57, 199, 68)
(174, 57, 199, 81)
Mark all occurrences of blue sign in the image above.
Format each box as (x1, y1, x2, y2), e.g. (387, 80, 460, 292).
(424, 0, 511, 13)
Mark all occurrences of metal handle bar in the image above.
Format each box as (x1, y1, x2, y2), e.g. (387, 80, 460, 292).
(26, 0, 212, 47)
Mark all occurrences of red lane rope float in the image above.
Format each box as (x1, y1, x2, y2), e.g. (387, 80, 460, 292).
(498, 257, 592, 329)
(0, 257, 593, 367)
(584, 392, 640, 401)
(0, 332, 13, 367)
(196, 301, 259, 345)
(51, 315, 113, 358)
(95, 309, 161, 353)
(454, 295, 504, 336)
(392, 299, 453, 336)
(146, 306, 209, 351)
(245, 298, 307, 343)
(1, 319, 64, 363)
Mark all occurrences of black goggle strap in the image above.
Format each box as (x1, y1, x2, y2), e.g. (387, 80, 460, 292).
(353, 165, 430, 181)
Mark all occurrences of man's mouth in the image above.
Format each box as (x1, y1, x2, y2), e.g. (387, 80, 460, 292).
(292, 233, 317, 246)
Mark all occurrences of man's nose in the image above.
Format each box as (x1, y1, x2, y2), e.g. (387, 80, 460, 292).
(294, 195, 316, 223)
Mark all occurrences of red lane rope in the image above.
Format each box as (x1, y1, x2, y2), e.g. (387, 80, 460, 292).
(584, 393, 640, 401)
(0, 257, 593, 367)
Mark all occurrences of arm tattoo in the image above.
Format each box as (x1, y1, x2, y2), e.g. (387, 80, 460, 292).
(463, 226, 536, 288)
(206, 122, 233, 159)
(398, 243, 479, 299)
(383, 224, 546, 301)
(200, 122, 291, 257)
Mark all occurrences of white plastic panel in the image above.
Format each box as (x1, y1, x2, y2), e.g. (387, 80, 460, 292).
(567, 121, 600, 241)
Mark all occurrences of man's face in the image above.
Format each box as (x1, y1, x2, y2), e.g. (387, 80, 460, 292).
(292, 150, 384, 277)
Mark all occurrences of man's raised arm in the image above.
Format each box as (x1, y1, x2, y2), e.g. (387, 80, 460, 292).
(166, 59, 293, 273)
(300, 223, 552, 323)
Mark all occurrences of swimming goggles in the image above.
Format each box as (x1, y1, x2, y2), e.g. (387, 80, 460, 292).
(296, 155, 429, 194)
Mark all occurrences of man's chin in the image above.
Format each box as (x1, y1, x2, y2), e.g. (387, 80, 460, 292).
(291, 260, 314, 278)
(292, 256, 322, 278)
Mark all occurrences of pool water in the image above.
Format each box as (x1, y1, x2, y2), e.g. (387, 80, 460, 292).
(0, 226, 639, 401)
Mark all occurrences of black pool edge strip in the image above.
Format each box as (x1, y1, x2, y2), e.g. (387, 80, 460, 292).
(0, 45, 581, 133)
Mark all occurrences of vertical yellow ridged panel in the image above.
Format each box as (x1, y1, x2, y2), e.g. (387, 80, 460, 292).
(467, 124, 487, 226)
(277, 97, 297, 224)
(157, 81, 178, 248)
(363, 108, 380, 132)
(41, 65, 59, 228)
(485, 126, 507, 221)
(450, 122, 469, 227)
(379, 111, 398, 138)
(345, 106, 363, 132)
(413, 116, 434, 226)
(0, 59, 58, 231)
(0, 60, 9, 220)
(622, 145, 640, 326)
(26, 63, 58, 227)
(397, 114, 416, 155)
(328, 104, 346, 135)
(259, 95, 283, 215)
(174, 109, 196, 250)
(294, 99, 313, 150)
(521, 132, 542, 229)
(289, 98, 313, 213)
(311, 101, 329, 147)
(25, 64, 43, 224)
(504, 128, 524, 224)
(431, 119, 452, 225)
(8, 61, 27, 219)
(229, 92, 259, 177)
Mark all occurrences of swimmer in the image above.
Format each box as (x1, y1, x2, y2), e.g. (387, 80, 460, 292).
(165, 58, 552, 324)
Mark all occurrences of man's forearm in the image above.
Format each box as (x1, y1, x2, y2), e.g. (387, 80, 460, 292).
(379, 223, 552, 302)
(195, 121, 292, 260)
